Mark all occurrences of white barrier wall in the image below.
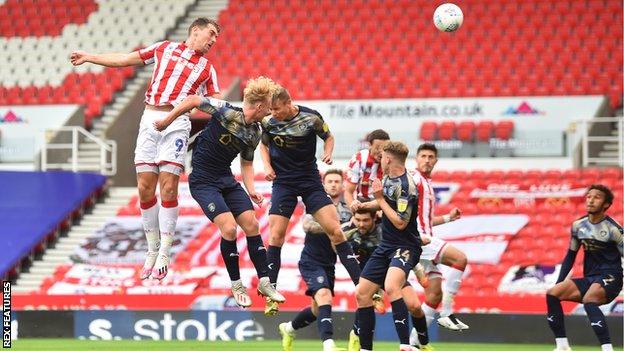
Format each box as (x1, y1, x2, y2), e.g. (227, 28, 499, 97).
(0, 105, 79, 162)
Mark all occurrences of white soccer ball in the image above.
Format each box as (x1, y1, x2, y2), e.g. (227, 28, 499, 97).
(433, 3, 463, 32)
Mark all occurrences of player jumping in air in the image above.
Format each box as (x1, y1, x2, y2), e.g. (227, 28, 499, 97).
(70, 18, 222, 280)
(154, 77, 284, 307)
(408, 143, 470, 340)
(354, 141, 429, 351)
(278, 169, 354, 351)
(546, 185, 622, 351)
(260, 86, 361, 315)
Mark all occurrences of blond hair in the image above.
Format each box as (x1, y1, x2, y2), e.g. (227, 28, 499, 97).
(382, 141, 409, 163)
(244, 76, 277, 105)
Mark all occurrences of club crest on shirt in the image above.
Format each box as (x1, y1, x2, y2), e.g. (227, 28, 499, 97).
(397, 198, 408, 212)
(598, 230, 608, 239)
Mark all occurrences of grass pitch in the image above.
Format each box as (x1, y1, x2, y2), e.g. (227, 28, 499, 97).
(8, 339, 602, 350)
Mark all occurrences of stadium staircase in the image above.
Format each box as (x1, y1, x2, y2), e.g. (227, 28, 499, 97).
(12, 187, 136, 293)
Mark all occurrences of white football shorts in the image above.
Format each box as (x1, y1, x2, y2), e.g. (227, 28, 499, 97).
(134, 109, 191, 175)
(420, 236, 448, 278)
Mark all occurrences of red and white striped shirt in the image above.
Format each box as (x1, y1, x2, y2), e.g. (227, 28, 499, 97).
(138, 41, 219, 106)
(412, 170, 435, 236)
(346, 148, 383, 201)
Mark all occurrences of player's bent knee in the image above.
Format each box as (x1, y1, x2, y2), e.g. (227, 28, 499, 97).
(425, 291, 442, 306)
(220, 223, 238, 241)
(160, 184, 178, 201)
(137, 182, 156, 200)
(385, 285, 403, 301)
(456, 253, 468, 269)
(241, 219, 259, 235)
(315, 289, 333, 305)
(268, 234, 285, 247)
(327, 227, 346, 244)
(355, 288, 373, 306)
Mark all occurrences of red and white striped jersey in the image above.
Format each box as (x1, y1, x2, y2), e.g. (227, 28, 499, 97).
(138, 41, 219, 106)
(345, 148, 383, 201)
(412, 170, 435, 236)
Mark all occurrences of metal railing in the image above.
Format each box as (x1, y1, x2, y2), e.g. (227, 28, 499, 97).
(579, 117, 623, 167)
(41, 126, 117, 176)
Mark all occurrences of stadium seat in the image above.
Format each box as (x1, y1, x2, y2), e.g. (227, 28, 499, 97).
(0, 0, 193, 126)
(211, 0, 622, 105)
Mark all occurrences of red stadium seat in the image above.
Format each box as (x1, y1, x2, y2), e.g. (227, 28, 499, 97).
(475, 121, 494, 142)
(419, 121, 437, 141)
(437, 121, 456, 141)
(456, 121, 475, 142)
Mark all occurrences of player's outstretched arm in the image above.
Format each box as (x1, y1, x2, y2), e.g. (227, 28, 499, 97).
(70, 50, 143, 67)
(240, 159, 263, 205)
(154, 95, 203, 131)
(432, 207, 461, 226)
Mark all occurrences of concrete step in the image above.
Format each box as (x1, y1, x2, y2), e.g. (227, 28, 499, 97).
(101, 116, 115, 123)
(598, 151, 619, 158)
(70, 225, 104, 233)
(91, 204, 126, 212)
(64, 157, 103, 164)
(81, 213, 114, 220)
(126, 82, 145, 90)
(60, 164, 102, 171)
(55, 242, 83, 250)
(30, 261, 62, 269)
(77, 150, 105, 158)
(79, 143, 102, 151)
(13, 281, 42, 288)
(64, 232, 96, 240)
(17, 272, 51, 281)
(103, 198, 131, 205)
(26, 266, 57, 275)
(603, 143, 619, 151)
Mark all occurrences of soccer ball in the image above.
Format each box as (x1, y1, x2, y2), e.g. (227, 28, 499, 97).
(433, 3, 463, 32)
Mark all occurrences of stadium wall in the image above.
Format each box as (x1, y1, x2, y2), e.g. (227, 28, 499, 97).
(11, 311, 623, 346)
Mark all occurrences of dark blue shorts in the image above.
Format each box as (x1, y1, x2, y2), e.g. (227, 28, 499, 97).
(269, 180, 333, 217)
(360, 244, 421, 287)
(189, 176, 253, 221)
(573, 273, 623, 303)
(299, 260, 335, 297)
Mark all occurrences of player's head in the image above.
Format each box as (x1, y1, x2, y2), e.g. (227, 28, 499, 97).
(187, 18, 220, 53)
(270, 86, 295, 121)
(416, 143, 438, 175)
(353, 208, 376, 234)
(586, 184, 614, 214)
(366, 129, 390, 162)
(380, 141, 409, 174)
(243, 76, 277, 121)
(323, 169, 344, 200)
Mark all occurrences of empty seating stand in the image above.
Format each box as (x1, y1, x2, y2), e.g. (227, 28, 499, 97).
(215, 0, 622, 108)
(0, 0, 194, 127)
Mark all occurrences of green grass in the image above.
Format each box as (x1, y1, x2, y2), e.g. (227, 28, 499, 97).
(7, 339, 602, 351)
